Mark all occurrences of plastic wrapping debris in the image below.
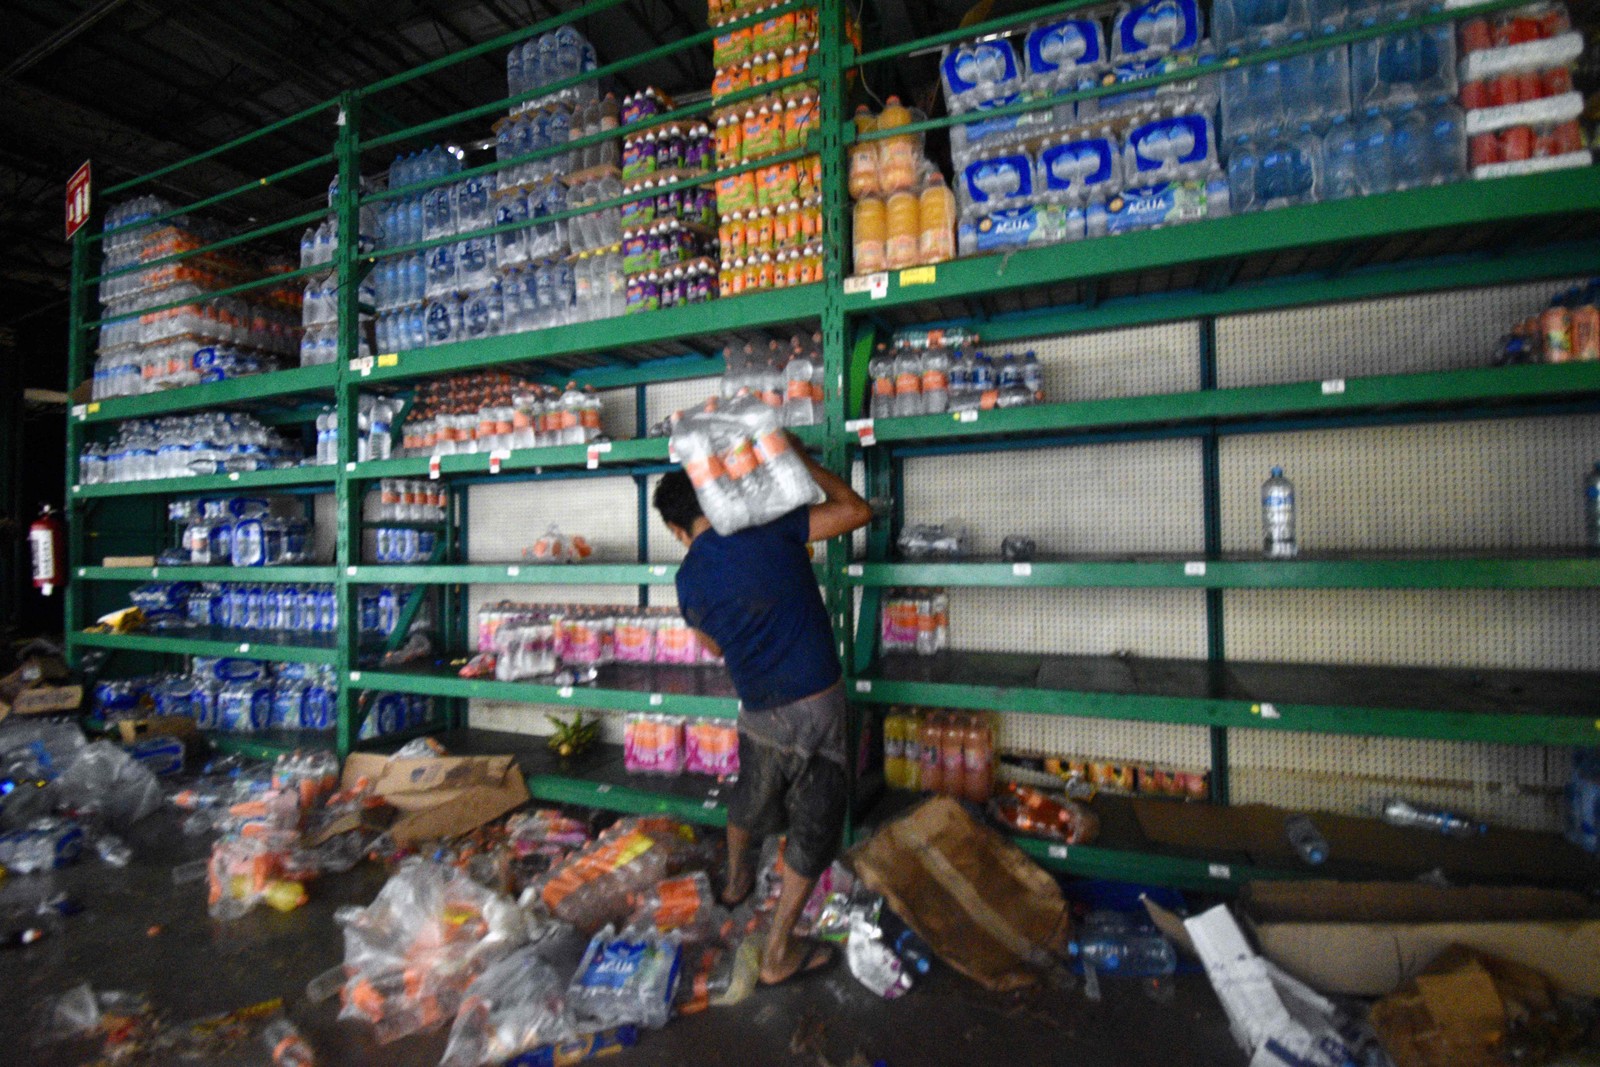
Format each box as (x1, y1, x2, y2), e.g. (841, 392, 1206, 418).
(338, 859, 528, 1043)
(846, 914, 913, 999)
(566, 924, 683, 1031)
(439, 946, 574, 1067)
(624, 871, 720, 936)
(674, 937, 759, 1016)
(51, 741, 163, 829)
(207, 831, 303, 920)
(990, 782, 1101, 844)
(40, 982, 101, 1040)
(0, 816, 85, 873)
(93, 833, 132, 867)
(262, 1016, 316, 1067)
(533, 818, 711, 934)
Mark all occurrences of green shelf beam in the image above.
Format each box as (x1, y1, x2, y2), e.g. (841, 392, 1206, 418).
(523, 774, 727, 827)
(348, 563, 678, 585)
(209, 731, 335, 761)
(848, 673, 1600, 746)
(348, 670, 741, 718)
(843, 555, 1600, 590)
(72, 467, 335, 500)
(359, 285, 821, 384)
(74, 366, 338, 424)
(1010, 834, 1299, 892)
(70, 629, 340, 665)
(864, 361, 1600, 446)
(840, 170, 1600, 315)
(77, 566, 337, 583)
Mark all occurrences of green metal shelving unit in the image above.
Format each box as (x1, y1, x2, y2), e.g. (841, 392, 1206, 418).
(61, 0, 1600, 883)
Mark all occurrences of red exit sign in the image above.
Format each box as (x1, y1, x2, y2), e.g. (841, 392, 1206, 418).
(65, 161, 92, 240)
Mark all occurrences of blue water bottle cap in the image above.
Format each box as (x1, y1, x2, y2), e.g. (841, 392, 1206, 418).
(1270, 466, 1283, 476)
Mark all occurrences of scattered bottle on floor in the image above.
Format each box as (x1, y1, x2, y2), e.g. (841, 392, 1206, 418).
(1262, 466, 1298, 558)
(1284, 813, 1328, 865)
(1586, 461, 1600, 551)
(1070, 911, 1177, 978)
(1380, 796, 1487, 837)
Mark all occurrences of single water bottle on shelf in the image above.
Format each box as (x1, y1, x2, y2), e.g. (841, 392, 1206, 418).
(1262, 466, 1297, 558)
(782, 345, 816, 427)
(1381, 797, 1487, 837)
(1285, 813, 1328, 865)
(1586, 461, 1600, 551)
(868, 345, 896, 419)
(920, 340, 950, 414)
(893, 347, 924, 417)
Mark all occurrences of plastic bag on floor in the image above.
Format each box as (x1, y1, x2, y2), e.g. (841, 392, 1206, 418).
(668, 394, 822, 535)
(338, 859, 528, 1043)
(50, 741, 163, 829)
(438, 945, 574, 1067)
(566, 925, 682, 1031)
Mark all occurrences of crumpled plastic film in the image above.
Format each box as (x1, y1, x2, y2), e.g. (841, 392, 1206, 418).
(438, 945, 574, 1067)
(50, 741, 163, 829)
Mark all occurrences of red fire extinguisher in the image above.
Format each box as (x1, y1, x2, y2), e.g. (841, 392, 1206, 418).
(29, 504, 65, 596)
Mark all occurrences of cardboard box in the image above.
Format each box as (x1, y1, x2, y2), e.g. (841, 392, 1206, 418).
(115, 717, 199, 744)
(101, 555, 158, 568)
(848, 795, 1070, 992)
(339, 751, 529, 845)
(0, 684, 83, 720)
(1239, 881, 1600, 997)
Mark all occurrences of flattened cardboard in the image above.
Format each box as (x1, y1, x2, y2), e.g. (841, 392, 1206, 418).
(0, 684, 84, 719)
(340, 751, 529, 845)
(848, 795, 1069, 992)
(101, 555, 157, 568)
(115, 716, 199, 744)
(1239, 881, 1600, 997)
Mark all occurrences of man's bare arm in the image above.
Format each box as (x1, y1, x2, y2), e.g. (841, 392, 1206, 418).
(691, 627, 721, 657)
(793, 436, 872, 542)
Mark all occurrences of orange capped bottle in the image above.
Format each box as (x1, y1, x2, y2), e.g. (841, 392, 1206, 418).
(917, 169, 956, 265)
(852, 196, 886, 275)
(919, 712, 944, 794)
(849, 106, 880, 200)
(876, 95, 919, 194)
(884, 187, 919, 271)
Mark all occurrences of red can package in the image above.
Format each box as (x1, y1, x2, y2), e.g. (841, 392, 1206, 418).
(1495, 14, 1542, 47)
(1501, 125, 1534, 162)
(1461, 80, 1489, 109)
(1470, 133, 1501, 167)
(1516, 69, 1543, 102)
(1459, 16, 1493, 53)
(1543, 67, 1573, 97)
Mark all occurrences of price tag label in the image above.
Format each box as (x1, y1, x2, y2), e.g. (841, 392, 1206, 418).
(376, 353, 399, 368)
(78, 568, 87, 577)
(585, 443, 612, 469)
(347, 566, 358, 577)
(349, 671, 361, 682)
(1209, 863, 1232, 880)
(649, 693, 663, 706)
(596, 783, 612, 794)
(702, 798, 719, 810)
(844, 419, 876, 447)
(955, 410, 978, 423)
(428, 456, 441, 481)
(1047, 844, 1069, 860)
(506, 565, 520, 577)
(86, 403, 100, 415)
(1012, 563, 1032, 577)
(1185, 561, 1206, 577)
(846, 564, 863, 577)
(488, 449, 510, 475)
(71, 404, 86, 420)
(869, 272, 889, 300)
(558, 686, 574, 698)
(227, 472, 240, 481)
(345, 461, 357, 472)
(854, 680, 872, 694)
(238, 643, 251, 653)
(151, 567, 160, 578)
(350, 357, 374, 377)
(650, 565, 668, 576)
(1321, 378, 1346, 395)
(72, 485, 81, 495)
(899, 265, 937, 287)
(1257, 702, 1280, 720)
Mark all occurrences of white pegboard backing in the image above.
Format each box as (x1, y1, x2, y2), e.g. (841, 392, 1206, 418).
(309, 492, 336, 563)
(594, 386, 638, 443)
(467, 478, 640, 563)
(904, 439, 1205, 555)
(996, 713, 1210, 770)
(1216, 277, 1586, 388)
(469, 699, 628, 742)
(950, 587, 1207, 659)
(1224, 588, 1600, 670)
(984, 321, 1200, 404)
(644, 376, 721, 429)
(1219, 415, 1600, 553)
(1228, 729, 1574, 832)
(468, 583, 633, 616)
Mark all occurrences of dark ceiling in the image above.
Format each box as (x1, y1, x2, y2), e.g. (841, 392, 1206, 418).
(0, 0, 965, 334)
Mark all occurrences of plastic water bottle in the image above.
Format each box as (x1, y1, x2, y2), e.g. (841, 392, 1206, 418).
(920, 341, 950, 414)
(1586, 462, 1600, 551)
(1262, 466, 1297, 558)
(1285, 813, 1328, 865)
(782, 345, 816, 427)
(893, 347, 924, 417)
(947, 349, 972, 411)
(1321, 116, 1362, 200)
(868, 346, 896, 419)
(1388, 104, 1429, 191)
(1070, 927, 1177, 978)
(1021, 350, 1043, 403)
(1380, 797, 1487, 838)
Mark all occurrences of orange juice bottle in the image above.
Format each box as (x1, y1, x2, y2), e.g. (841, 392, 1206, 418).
(849, 105, 880, 200)
(853, 196, 886, 275)
(885, 187, 919, 271)
(917, 169, 956, 265)
(876, 95, 919, 194)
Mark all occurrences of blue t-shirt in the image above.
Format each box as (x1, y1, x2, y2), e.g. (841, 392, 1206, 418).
(675, 507, 840, 711)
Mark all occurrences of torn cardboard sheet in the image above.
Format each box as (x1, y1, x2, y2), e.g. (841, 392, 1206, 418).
(339, 751, 529, 845)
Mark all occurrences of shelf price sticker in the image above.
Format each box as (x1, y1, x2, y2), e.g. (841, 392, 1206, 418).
(1252, 702, 1280, 720)
(71, 404, 85, 421)
(347, 566, 358, 577)
(506, 565, 520, 577)
(702, 798, 719, 810)
(350, 356, 375, 377)
(1184, 561, 1206, 577)
(557, 686, 574, 698)
(955, 410, 979, 423)
(854, 680, 872, 694)
(376, 353, 399, 368)
(1047, 844, 1069, 860)
(843, 272, 889, 300)
(86, 403, 100, 416)
(349, 671, 361, 682)
(846, 564, 863, 577)
(1321, 378, 1346, 395)
(650, 565, 669, 576)
(844, 419, 876, 447)
(1208, 863, 1232, 880)
(586, 442, 612, 469)
(345, 462, 357, 472)
(488, 449, 511, 475)
(596, 784, 612, 794)
(237, 643, 251, 654)
(151, 567, 160, 578)
(1012, 563, 1032, 577)
(899, 266, 937, 287)
(428, 456, 442, 480)
(649, 693, 663, 706)
(227, 472, 240, 481)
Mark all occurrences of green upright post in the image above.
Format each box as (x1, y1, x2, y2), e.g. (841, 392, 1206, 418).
(333, 92, 364, 758)
(64, 232, 90, 657)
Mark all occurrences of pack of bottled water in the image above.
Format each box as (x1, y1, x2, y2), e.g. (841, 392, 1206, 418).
(506, 25, 599, 113)
(177, 582, 340, 637)
(142, 657, 343, 733)
(717, 333, 826, 428)
(668, 393, 823, 535)
(308, 393, 401, 464)
(866, 328, 1044, 419)
(168, 495, 314, 567)
(79, 413, 308, 484)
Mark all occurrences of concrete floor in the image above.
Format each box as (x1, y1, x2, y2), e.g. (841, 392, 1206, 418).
(0, 808, 1248, 1067)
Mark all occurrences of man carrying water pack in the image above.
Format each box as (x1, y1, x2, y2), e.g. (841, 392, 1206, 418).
(653, 440, 871, 985)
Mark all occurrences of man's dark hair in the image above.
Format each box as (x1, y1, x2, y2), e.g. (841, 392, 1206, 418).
(653, 470, 705, 533)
